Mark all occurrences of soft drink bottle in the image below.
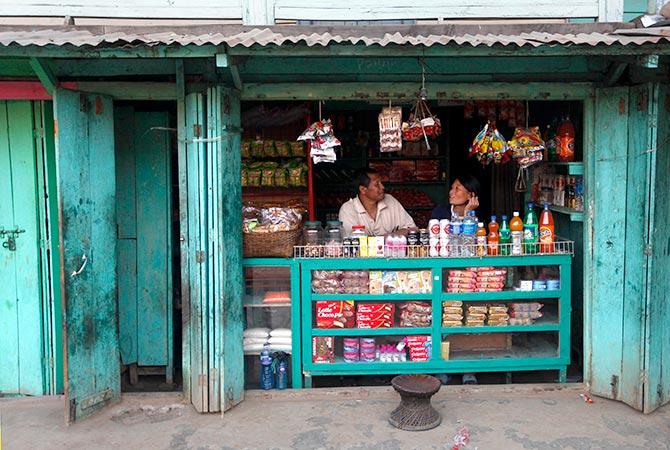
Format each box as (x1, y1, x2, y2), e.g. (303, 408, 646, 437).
(539, 203, 555, 253)
(510, 212, 524, 255)
(499, 215, 511, 256)
(523, 203, 539, 254)
(487, 215, 500, 256)
(476, 222, 487, 256)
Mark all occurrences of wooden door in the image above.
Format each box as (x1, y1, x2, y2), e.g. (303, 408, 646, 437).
(115, 107, 173, 383)
(54, 89, 120, 423)
(589, 83, 670, 413)
(0, 100, 46, 395)
(181, 86, 243, 413)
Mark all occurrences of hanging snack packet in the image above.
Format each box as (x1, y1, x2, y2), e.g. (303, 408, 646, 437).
(469, 121, 510, 166)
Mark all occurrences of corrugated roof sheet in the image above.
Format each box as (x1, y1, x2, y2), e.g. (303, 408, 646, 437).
(0, 23, 669, 49)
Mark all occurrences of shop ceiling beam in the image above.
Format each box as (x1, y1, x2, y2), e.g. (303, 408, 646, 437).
(216, 53, 243, 90)
(603, 61, 628, 87)
(240, 82, 594, 101)
(68, 82, 177, 100)
(29, 57, 57, 94)
(227, 43, 670, 58)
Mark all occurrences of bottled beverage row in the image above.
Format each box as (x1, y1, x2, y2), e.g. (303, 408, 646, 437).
(295, 203, 565, 258)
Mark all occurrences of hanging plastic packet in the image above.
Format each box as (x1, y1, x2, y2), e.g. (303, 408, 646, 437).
(468, 121, 510, 166)
(297, 119, 341, 164)
(508, 126, 545, 169)
(379, 106, 402, 152)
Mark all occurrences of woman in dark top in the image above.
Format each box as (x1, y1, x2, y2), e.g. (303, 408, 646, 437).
(431, 174, 481, 220)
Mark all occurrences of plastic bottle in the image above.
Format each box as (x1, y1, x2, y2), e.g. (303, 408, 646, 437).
(476, 222, 487, 256)
(449, 217, 462, 257)
(259, 345, 274, 390)
(499, 215, 511, 256)
(556, 116, 576, 162)
(539, 203, 555, 253)
(510, 212, 524, 256)
(523, 203, 539, 255)
(487, 215, 500, 256)
(461, 211, 477, 257)
(273, 351, 289, 390)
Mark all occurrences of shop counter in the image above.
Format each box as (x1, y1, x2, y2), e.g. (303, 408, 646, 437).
(244, 253, 571, 389)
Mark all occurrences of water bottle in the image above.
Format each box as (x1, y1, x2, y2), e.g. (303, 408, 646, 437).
(450, 217, 462, 256)
(461, 211, 477, 257)
(272, 351, 289, 390)
(259, 345, 274, 390)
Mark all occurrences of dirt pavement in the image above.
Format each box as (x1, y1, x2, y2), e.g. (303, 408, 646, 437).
(2, 384, 670, 449)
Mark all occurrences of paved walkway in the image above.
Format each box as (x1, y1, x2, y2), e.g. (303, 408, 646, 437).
(2, 384, 670, 449)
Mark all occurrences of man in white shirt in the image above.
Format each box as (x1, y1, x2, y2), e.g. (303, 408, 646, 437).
(338, 168, 416, 237)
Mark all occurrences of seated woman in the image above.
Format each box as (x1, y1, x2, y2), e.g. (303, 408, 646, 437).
(431, 174, 481, 220)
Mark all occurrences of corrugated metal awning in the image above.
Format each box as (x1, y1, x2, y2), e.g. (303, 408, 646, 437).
(1, 23, 670, 49)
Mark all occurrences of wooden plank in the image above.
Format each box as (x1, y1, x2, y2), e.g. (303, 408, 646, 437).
(117, 239, 137, 365)
(0, 101, 20, 394)
(241, 82, 594, 101)
(114, 106, 136, 239)
(135, 111, 170, 367)
(220, 86, 244, 412)
(589, 86, 629, 402)
(645, 83, 670, 413)
(41, 101, 64, 394)
(274, 0, 599, 19)
(8, 100, 46, 395)
(0, 0, 242, 19)
(176, 60, 191, 401)
(618, 83, 653, 410)
(55, 90, 120, 423)
(185, 91, 206, 413)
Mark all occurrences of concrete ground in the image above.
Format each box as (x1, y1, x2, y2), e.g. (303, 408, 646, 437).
(2, 384, 670, 450)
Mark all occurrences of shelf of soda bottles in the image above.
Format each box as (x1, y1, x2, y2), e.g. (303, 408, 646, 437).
(293, 240, 574, 259)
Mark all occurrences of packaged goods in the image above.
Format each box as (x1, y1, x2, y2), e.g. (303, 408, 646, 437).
(312, 336, 335, 363)
(316, 301, 355, 328)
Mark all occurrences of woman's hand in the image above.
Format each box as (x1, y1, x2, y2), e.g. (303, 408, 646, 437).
(464, 194, 479, 213)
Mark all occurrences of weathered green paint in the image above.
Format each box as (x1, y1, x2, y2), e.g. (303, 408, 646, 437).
(219, 86, 244, 411)
(241, 82, 594, 101)
(185, 90, 208, 412)
(645, 83, 670, 413)
(54, 89, 120, 423)
(114, 108, 173, 376)
(299, 255, 571, 381)
(0, 100, 46, 395)
(590, 86, 631, 404)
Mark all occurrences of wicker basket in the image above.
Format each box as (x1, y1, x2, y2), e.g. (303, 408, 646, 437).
(243, 226, 303, 258)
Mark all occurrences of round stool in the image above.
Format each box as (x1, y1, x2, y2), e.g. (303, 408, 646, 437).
(389, 374, 442, 431)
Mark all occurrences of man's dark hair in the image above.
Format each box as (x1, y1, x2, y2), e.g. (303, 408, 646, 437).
(354, 167, 379, 191)
(453, 174, 481, 196)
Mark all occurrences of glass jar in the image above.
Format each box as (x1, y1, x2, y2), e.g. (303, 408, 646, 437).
(324, 220, 344, 257)
(304, 221, 323, 257)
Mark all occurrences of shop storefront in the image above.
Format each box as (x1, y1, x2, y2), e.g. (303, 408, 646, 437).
(1, 22, 670, 422)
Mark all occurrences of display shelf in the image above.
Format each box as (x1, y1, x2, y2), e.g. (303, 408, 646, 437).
(243, 303, 291, 308)
(311, 293, 432, 301)
(535, 203, 584, 222)
(441, 290, 561, 301)
(544, 162, 584, 176)
(311, 327, 432, 337)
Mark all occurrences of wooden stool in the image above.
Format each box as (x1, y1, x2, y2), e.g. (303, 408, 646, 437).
(389, 374, 442, 431)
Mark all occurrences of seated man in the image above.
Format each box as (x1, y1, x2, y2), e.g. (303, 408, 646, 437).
(338, 168, 416, 236)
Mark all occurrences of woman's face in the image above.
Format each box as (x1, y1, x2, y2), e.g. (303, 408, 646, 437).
(449, 180, 472, 206)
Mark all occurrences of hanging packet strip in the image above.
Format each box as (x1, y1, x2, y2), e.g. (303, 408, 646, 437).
(468, 121, 511, 166)
(297, 119, 341, 164)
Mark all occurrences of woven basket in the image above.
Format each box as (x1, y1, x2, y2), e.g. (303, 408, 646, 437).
(243, 226, 303, 258)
